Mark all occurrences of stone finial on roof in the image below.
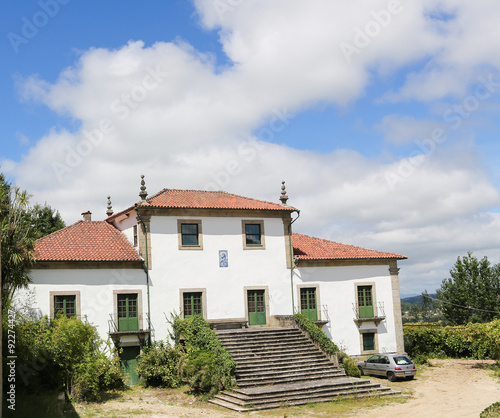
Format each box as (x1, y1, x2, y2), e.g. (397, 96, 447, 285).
(82, 210, 92, 221)
(106, 196, 113, 217)
(139, 174, 148, 202)
(280, 181, 289, 205)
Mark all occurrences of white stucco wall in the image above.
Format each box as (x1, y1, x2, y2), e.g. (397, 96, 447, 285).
(294, 264, 398, 356)
(146, 215, 292, 340)
(24, 268, 147, 343)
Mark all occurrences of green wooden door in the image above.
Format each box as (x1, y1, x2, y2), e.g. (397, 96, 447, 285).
(248, 290, 266, 325)
(118, 294, 139, 331)
(358, 286, 374, 318)
(300, 288, 318, 321)
(121, 346, 140, 385)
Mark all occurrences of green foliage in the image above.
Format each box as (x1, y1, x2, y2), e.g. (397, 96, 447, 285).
(293, 313, 339, 354)
(0, 173, 38, 307)
(136, 341, 182, 388)
(404, 320, 500, 360)
(4, 299, 124, 402)
(437, 252, 500, 325)
(293, 314, 359, 377)
(172, 315, 235, 395)
(481, 402, 500, 418)
(31, 203, 65, 238)
(402, 290, 444, 323)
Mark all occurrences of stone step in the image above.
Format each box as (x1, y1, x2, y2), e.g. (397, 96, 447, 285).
(210, 388, 400, 412)
(236, 357, 335, 371)
(236, 365, 340, 379)
(236, 370, 345, 387)
(221, 339, 310, 350)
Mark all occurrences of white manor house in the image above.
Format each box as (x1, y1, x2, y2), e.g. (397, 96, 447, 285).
(24, 177, 406, 382)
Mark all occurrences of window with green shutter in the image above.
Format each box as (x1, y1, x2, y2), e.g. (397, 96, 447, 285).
(363, 332, 375, 351)
(183, 292, 203, 318)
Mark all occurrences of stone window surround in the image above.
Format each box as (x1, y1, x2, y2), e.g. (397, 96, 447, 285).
(244, 286, 270, 326)
(177, 219, 203, 250)
(359, 328, 379, 354)
(179, 288, 207, 319)
(241, 220, 265, 250)
(296, 283, 321, 320)
(49, 290, 81, 320)
(113, 289, 144, 331)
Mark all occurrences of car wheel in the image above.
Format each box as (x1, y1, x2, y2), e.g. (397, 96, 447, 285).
(387, 372, 397, 382)
(358, 366, 364, 376)
(405, 376, 414, 380)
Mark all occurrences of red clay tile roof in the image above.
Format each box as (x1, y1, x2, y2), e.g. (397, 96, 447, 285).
(107, 189, 295, 221)
(34, 221, 142, 262)
(293, 233, 406, 260)
(146, 189, 296, 211)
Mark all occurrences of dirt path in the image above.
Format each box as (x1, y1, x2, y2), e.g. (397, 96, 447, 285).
(76, 359, 499, 417)
(358, 359, 500, 418)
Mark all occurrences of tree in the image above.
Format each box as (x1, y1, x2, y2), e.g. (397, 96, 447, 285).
(0, 175, 38, 308)
(437, 252, 500, 325)
(31, 203, 65, 238)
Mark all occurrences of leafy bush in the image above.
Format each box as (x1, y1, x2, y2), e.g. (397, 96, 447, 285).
(172, 315, 235, 395)
(404, 320, 500, 360)
(481, 402, 500, 418)
(3, 301, 124, 402)
(136, 341, 182, 388)
(293, 314, 339, 354)
(292, 314, 360, 377)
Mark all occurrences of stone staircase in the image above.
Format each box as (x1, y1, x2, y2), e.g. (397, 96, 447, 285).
(209, 327, 399, 412)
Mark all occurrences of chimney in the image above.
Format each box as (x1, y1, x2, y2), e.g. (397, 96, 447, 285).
(82, 211, 92, 221)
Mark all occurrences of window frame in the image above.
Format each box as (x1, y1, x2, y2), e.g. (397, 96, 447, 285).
(359, 329, 379, 354)
(113, 289, 144, 331)
(297, 284, 321, 321)
(177, 220, 203, 250)
(50, 291, 81, 320)
(354, 282, 378, 318)
(179, 288, 207, 319)
(241, 220, 265, 250)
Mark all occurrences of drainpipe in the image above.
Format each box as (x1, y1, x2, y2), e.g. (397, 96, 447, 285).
(288, 210, 300, 314)
(135, 204, 151, 345)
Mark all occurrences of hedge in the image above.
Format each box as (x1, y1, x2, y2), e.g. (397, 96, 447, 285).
(404, 320, 500, 360)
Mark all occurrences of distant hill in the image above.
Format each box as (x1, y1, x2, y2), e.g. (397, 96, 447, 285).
(401, 294, 438, 305)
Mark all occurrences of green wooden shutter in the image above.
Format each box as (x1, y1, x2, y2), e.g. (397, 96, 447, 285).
(183, 292, 202, 318)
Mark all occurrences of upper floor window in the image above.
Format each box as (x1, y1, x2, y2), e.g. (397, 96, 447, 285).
(242, 220, 265, 249)
(178, 220, 203, 250)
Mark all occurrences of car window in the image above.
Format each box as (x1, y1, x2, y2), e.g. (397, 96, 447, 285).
(367, 355, 379, 363)
(393, 356, 412, 365)
(379, 356, 389, 364)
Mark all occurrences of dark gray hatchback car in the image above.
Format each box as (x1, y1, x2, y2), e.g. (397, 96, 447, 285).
(357, 353, 416, 382)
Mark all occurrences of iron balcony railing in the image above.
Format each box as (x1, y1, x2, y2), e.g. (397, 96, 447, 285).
(108, 313, 152, 334)
(352, 301, 386, 321)
(294, 305, 330, 323)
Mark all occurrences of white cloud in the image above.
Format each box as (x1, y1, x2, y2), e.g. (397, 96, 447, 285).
(6, 0, 500, 295)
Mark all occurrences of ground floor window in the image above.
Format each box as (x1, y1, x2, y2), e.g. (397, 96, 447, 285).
(54, 295, 76, 318)
(362, 332, 376, 351)
(50, 291, 81, 320)
(183, 292, 203, 318)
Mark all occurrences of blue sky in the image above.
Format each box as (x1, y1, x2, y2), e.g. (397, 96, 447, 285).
(2, 0, 500, 296)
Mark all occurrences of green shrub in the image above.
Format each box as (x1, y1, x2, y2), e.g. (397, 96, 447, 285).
(481, 402, 500, 417)
(3, 302, 125, 402)
(136, 341, 182, 388)
(292, 314, 359, 377)
(293, 314, 339, 354)
(404, 320, 500, 360)
(172, 315, 235, 395)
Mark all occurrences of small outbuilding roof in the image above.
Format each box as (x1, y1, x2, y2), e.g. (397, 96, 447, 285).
(292, 233, 406, 261)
